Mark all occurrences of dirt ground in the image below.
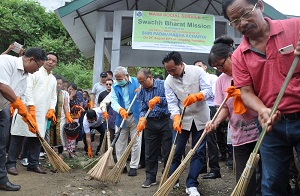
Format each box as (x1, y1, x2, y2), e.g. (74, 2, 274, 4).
(2, 135, 235, 196)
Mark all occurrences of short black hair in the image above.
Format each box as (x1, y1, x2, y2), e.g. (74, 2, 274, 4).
(46, 52, 59, 63)
(86, 110, 96, 120)
(106, 70, 113, 76)
(106, 78, 113, 83)
(222, 0, 258, 20)
(162, 51, 182, 66)
(193, 60, 206, 66)
(54, 74, 62, 80)
(24, 48, 47, 61)
(69, 83, 77, 90)
(154, 74, 164, 80)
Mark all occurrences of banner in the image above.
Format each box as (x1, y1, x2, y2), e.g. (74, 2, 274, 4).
(132, 11, 215, 53)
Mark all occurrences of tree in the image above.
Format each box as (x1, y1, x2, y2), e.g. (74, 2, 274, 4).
(0, 0, 94, 88)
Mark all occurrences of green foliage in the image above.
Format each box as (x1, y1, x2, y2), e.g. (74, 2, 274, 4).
(0, 0, 94, 88)
(53, 62, 93, 89)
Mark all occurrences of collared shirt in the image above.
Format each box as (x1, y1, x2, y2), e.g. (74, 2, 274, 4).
(91, 82, 106, 104)
(83, 107, 103, 133)
(232, 17, 300, 113)
(0, 55, 28, 110)
(111, 76, 133, 112)
(138, 79, 169, 118)
(165, 64, 213, 118)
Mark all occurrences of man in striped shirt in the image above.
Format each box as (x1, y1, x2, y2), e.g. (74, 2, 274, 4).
(136, 68, 172, 188)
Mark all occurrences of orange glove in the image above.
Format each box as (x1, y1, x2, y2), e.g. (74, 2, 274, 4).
(148, 96, 160, 110)
(137, 117, 147, 132)
(65, 112, 73, 123)
(102, 111, 109, 120)
(46, 109, 56, 124)
(183, 92, 204, 108)
(11, 97, 28, 118)
(87, 146, 93, 158)
(9, 104, 14, 118)
(134, 87, 141, 93)
(22, 114, 38, 134)
(28, 105, 36, 121)
(90, 100, 94, 109)
(10, 98, 37, 134)
(225, 86, 247, 114)
(119, 108, 128, 120)
(173, 114, 182, 134)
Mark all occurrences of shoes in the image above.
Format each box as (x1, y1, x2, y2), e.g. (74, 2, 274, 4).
(21, 158, 29, 167)
(186, 187, 200, 196)
(142, 179, 157, 188)
(7, 167, 18, 175)
(173, 182, 180, 189)
(39, 152, 46, 160)
(123, 167, 128, 174)
(0, 181, 21, 191)
(128, 168, 137, 176)
(199, 166, 207, 174)
(226, 159, 233, 170)
(27, 166, 46, 174)
(202, 172, 221, 179)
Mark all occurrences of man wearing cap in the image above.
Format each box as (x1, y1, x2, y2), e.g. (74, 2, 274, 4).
(90, 72, 107, 108)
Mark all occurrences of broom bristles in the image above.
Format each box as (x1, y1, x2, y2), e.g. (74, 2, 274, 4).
(83, 154, 104, 170)
(38, 136, 71, 172)
(231, 153, 260, 196)
(158, 143, 176, 188)
(106, 133, 138, 183)
(88, 147, 113, 181)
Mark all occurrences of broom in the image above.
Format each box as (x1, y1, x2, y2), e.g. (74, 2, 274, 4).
(87, 91, 139, 181)
(28, 121, 71, 172)
(231, 56, 300, 196)
(106, 122, 115, 168)
(158, 106, 187, 188)
(99, 129, 107, 155)
(154, 91, 231, 196)
(106, 108, 152, 183)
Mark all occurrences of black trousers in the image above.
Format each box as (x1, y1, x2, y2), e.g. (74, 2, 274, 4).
(144, 118, 172, 181)
(0, 107, 10, 184)
(207, 106, 220, 173)
(6, 136, 41, 169)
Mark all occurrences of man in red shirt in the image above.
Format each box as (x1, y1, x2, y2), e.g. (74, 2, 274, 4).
(222, 0, 300, 195)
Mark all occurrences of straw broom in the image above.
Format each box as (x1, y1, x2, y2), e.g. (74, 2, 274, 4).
(106, 122, 115, 168)
(231, 56, 300, 196)
(99, 130, 107, 155)
(154, 92, 230, 196)
(28, 121, 71, 172)
(87, 92, 139, 181)
(106, 108, 152, 183)
(158, 107, 187, 188)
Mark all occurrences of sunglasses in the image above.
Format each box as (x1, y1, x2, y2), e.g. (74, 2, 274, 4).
(106, 83, 112, 86)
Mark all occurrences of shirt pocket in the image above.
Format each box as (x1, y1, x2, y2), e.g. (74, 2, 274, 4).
(278, 51, 300, 76)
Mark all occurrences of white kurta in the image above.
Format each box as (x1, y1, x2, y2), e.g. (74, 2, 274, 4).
(11, 66, 57, 138)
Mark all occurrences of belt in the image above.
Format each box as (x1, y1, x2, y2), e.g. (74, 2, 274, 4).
(282, 111, 300, 120)
(148, 114, 170, 120)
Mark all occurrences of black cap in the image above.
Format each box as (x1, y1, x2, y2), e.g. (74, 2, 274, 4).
(100, 72, 107, 77)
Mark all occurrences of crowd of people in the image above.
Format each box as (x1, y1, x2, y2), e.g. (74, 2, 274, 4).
(0, 0, 300, 195)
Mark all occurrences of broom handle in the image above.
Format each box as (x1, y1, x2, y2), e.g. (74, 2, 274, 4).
(27, 119, 43, 139)
(111, 88, 140, 147)
(253, 56, 299, 153)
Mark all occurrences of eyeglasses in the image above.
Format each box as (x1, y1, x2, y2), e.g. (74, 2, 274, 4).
(138, 76, 149, 84)
(229, 3, 257, 27)
(34, 59, 43, 68)
(106, 83, 112, 86)
(214, 57, 228, 71)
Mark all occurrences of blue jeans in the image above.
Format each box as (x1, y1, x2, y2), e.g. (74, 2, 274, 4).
(260, 117, 300, 196)
(170, 121, 206, 188)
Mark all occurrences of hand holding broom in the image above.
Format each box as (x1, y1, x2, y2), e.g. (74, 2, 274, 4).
(231, 56, 300, 196)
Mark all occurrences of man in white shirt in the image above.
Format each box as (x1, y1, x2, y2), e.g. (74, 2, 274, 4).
(163, 52, 213, 196)
(7, 52, 58, 175)
(0, 48, 46, 191)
